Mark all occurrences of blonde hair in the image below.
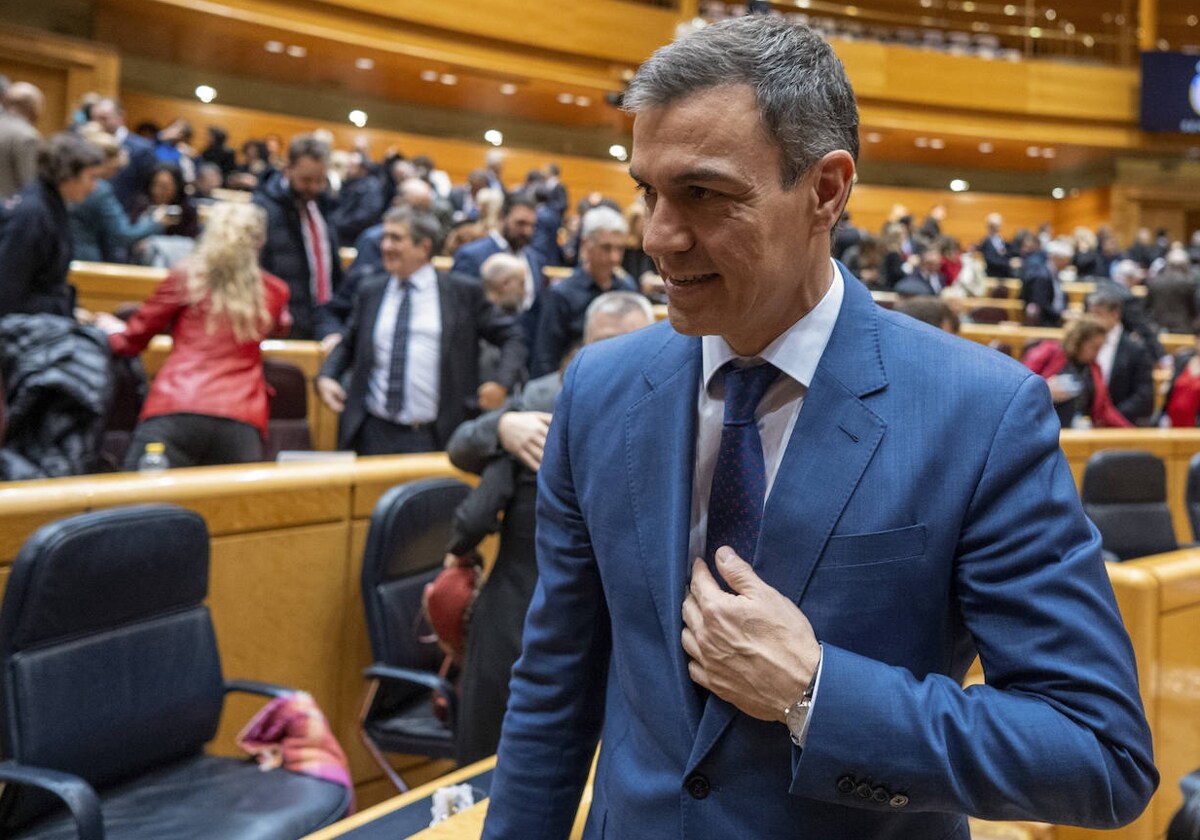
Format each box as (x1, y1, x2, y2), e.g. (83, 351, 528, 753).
(186, 203, 270, 342)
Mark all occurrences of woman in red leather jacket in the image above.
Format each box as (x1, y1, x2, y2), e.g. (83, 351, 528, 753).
(1022, 314, 1132, 430)
(108, 201, 292, 468)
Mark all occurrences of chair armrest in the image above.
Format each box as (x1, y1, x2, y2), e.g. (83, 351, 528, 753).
(364, 663, 455, 698)
(224, 679, 294, 699)
(0, 760, 103, 840)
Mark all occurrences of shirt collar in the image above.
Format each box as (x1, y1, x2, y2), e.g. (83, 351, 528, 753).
(489, 230, 511, 253)
(391, 262, 436, 292)
(701, 258, 844, 392)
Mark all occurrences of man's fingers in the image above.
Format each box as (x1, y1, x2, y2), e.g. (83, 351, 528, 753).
(715, 546, 760, 595)
(689, 556, 720, 599)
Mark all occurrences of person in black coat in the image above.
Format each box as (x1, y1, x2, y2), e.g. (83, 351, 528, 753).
(0, 133, 105, 318)
(1087, 291, 1156, 425)
(330, 152, 384, 244)
(253, 133, 343, 340)
(315, 207, 526, 454)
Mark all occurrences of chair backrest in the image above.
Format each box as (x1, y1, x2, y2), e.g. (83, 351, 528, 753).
(264, 359, 312, 459)
(1081, 449, 1178, 561)
(968, 306, 1007, 325)
(0, 504, 225, 831)
(360, 478, 472, 672)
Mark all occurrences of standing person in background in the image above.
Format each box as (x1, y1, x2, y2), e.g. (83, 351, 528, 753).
(1086, 291, 1155, 425)
(530, 206, 638, 377)
(253, 133, 343, 340)
(106, 202, 291, 469)
(0, 82, 44, 199)
(0, 133, 105, 317)
(89, 98, 157, 215)
(979, 212, 1016, 278)
(199, 125, 237, 179)
(483, 16, 1154, 840)
(1020, 237, 1071, 327)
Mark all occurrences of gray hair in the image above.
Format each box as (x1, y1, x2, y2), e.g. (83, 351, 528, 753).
(584, 290, 654, 331)
(37, 132, 105, 184)
(480, 252, 526, 289)
(287, 132, 331, 166)
(1113, 259, 1142, 283)
(622, 16, 858, 188)
(581, 206, 629, 240)
(383, 206, 443, 254)
(1087, 289, 1124, 314)
(1046, 238, 1075, 261)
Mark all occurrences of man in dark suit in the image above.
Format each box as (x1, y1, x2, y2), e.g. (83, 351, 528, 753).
(453, 195, 544, 346)
(482, 16, 1155, 840)
(1020, 237, 1071, 327)
(1087, 291, 1156, 425)
(253, 133, 343, 341)
(315, 207, 526, 455)
(89, 98, 156, 215)
(979, 212, 1015, 278)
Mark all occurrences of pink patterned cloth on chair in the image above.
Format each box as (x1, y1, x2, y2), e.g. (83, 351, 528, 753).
(236, 691, 356, 814)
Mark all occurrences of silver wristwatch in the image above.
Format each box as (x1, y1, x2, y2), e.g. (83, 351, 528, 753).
(783, 650, 821, 746)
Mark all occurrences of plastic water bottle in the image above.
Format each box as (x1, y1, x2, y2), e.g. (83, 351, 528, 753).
(137, 442, 169, 472)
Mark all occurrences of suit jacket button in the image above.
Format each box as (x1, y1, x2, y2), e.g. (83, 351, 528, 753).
(889, 794, 909, 808)
(686, 773, 711, 800)
(856, 782, 873, 799)
(872, 786, 890, 804)
(836, 775, 856, 795)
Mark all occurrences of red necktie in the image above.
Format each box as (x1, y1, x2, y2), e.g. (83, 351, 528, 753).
(304, 202, 330, 305)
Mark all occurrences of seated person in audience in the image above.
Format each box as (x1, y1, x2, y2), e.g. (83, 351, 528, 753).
(199, 125, 236, 179)
(191, 162, 224, 205)
(1146, 247, 1200, 334)
(69, 126, 166, 263)
(880, 221, 911, 289)
(1023, 315, 1132, 429)
(1020, 236, 1071, 327)
(895, 296, 959, 333)
(106, 202, 291, 468)
(227, 139, 275, 191)
(479, 252, 532, 384)
(623, 197, 664, 303)
(254, 133, 343, 341)
(1086, 291, 1155, 425)
(315, 207, 525, 455)
(1160, 327, 1200, 427)
(331, 151, 384, 244)
(129, 162, 200, 239)
(0, 132, 104, 317)
(530, 205, 639, 377)
(444, 291, 654, 765)
(1090, 259, 1164, 358)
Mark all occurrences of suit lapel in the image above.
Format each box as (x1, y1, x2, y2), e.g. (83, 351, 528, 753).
(686, 265, 889, 773)
(625, 330, 704, 738)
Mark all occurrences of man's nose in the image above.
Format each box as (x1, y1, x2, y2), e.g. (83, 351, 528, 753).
(642, 199, 691, 259)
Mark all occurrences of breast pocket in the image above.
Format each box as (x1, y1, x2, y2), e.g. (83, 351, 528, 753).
(821, 523, 927, 569)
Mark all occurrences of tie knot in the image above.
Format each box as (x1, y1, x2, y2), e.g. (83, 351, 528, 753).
(721, 362, 779, 426)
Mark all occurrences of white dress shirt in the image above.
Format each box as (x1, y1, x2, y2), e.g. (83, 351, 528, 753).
(367, 263, 442, 425)
(687, 258, 844, 744)
(1097, 323, 1122, 385)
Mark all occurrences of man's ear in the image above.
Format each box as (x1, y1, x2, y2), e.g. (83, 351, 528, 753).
(810, 151, 856, 236)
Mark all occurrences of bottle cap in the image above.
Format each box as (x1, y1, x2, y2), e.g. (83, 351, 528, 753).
(146, 443, 165, 454)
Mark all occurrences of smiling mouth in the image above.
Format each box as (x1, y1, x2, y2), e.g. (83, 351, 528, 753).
(663, 272, 719, 287)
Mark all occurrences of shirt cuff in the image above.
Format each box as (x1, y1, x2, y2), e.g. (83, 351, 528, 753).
(794, 643, 823, 749)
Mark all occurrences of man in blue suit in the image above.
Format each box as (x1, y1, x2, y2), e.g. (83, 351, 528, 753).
(453, 195, 545, 348)
(89, 98, 156, 215)
(482, 17, 1156, 840)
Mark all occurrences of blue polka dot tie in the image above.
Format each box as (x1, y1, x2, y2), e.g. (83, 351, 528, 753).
(705, 361, 780, 578)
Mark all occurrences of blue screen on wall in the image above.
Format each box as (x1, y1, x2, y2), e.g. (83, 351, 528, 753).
(1140, 52, 1200, 134)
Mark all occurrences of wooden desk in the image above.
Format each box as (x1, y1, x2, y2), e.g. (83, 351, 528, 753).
(70, 260, 167, 313)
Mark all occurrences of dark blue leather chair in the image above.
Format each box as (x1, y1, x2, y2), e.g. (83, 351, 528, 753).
(359, 478, 471, 792)
(0, 504, 351, 839)
(1081, 449, 1179, 562)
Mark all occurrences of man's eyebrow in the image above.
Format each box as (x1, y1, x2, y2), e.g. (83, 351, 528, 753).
(628, 166, 738, 186)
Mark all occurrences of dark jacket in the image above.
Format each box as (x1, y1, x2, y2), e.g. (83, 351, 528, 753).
(1019, 251, 1064, 327)
(0, 314, 113, 479)
(331, 173, 385, 244)
(109, 132, 158, 214)
(253, 175, 343, 340)
(0, 179, 75, 318)
(530, 266, 637, 377)
(1105, 329, 1156, 425)
(319, 268, 526, 450)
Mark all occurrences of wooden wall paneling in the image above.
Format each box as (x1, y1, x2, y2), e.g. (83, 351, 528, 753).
(208, 522, 354, 758)
(0, 25, 120, 131)
(1053, 188, 1113, 236)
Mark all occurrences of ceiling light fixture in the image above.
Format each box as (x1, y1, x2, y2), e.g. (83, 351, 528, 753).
(420, 70, 438, 82)
(1082, 34, 1095, 47)
(499, 83, 517, 95)
(1029, 26, 1042, 38)
(609, 144, 628, 161)
(348, 110, 367, 128)
(978, 141, 994, 153)
(950, 179, 969, 192)
(866, 132, 883, 143)
(355, 58, 375, 71)
(484, 129, 504, 146)
(194, 85, 216, 103)
(557, 93, 574, 104)
(1044, 8, 1056, 20)
(440, 74, 458, 85)
(1051, 187, 1065, 199)
(1003, 4, 1016, 14)
(930, 138, 946, 149)
(575, 96, 591, 107)
(915, 137, 930, 148)
(265, 40, 284, 53)
(1026, 146, 1041, 157)
(286, 45, 306, 58)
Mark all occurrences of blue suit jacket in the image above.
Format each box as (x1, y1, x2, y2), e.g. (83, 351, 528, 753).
(482, 267, 1156, 839)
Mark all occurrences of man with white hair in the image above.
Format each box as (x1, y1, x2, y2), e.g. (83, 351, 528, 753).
(0, 82, 43, 198)
(530, 205, 639, 376)
(1021, 236, 1072, 327)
